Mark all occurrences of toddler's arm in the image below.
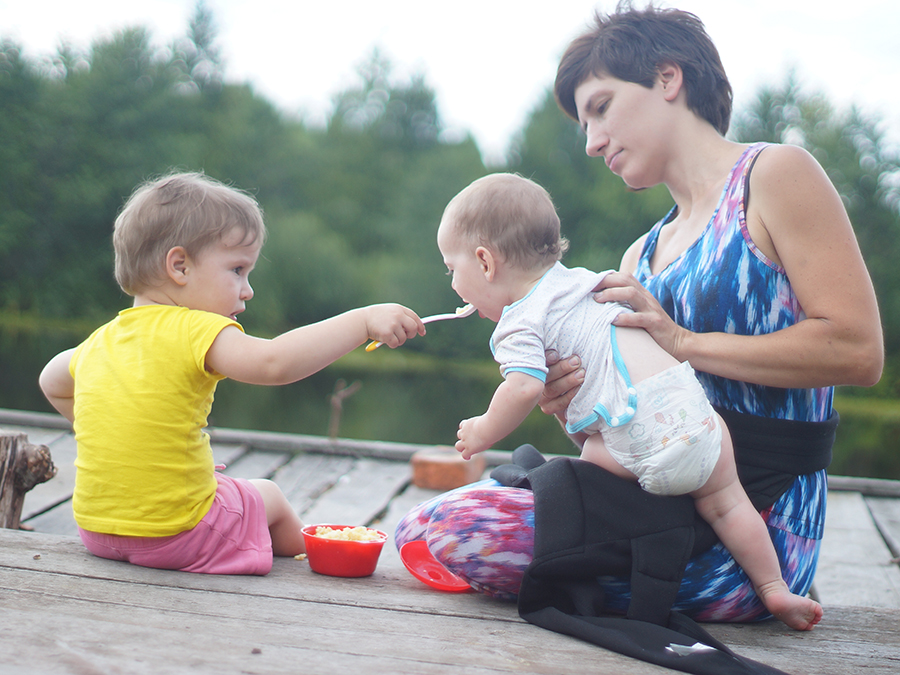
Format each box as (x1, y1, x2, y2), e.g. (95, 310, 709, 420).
(206, 303, 425, 386)
(39, 349, 76, 423)
(456, 371, 545, 460)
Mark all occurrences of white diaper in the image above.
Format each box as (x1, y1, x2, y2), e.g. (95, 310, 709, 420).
(600, 361, 722, 496)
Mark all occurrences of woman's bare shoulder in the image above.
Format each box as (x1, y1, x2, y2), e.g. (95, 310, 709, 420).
(751, 143, 829, 189)
(748, 142, 844, 240)
(619, 233, 649, 274)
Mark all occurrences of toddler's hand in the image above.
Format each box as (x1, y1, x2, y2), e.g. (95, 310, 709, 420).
(456, 416, 490, 460)
(364, 304, 425, 349)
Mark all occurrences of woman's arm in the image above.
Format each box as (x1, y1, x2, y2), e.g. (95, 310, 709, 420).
(598, 145, 883, 389)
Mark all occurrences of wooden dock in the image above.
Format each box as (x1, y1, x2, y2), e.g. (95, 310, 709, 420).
(2, 407, 899, 675)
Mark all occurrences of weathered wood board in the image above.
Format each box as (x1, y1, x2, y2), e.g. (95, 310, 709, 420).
(3, 529, 899, 675)
(814, 491, 900, 608)
(3, 408, 900, 675)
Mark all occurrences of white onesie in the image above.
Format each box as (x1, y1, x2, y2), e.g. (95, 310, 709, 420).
(491, 262, 721, 496)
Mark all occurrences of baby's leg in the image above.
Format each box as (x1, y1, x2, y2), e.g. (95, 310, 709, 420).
(250, 478, 306, 557)
(691, 421, 822, 630)
(580, 433, 639, 483)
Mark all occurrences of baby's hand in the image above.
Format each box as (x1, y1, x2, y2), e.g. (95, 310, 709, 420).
(456, 416, 490, 460)
(364, 304, 425, 349)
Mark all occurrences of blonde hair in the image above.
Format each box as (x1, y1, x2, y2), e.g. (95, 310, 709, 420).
(443, 173, 568, 270)
(113, 172, 266, 295)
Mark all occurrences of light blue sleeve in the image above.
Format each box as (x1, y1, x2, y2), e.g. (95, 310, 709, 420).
(501, 367, 547, 382)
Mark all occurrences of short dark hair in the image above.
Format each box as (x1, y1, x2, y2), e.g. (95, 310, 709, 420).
(554, 3, 733, 135)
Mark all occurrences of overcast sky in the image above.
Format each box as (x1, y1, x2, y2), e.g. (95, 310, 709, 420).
(2, 0, 898, 163)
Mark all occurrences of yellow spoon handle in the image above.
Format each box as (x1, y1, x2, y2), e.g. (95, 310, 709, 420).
(365, 304, 475, 353)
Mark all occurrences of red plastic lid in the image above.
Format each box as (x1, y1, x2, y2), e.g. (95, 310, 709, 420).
(400, 540, 471, 592)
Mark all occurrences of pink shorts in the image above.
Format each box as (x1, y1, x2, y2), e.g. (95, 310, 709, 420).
(78, 473, 273, 575)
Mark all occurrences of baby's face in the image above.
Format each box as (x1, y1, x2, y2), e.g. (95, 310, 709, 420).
(179, 229, 262, 322)
(437, 219, 503, 321)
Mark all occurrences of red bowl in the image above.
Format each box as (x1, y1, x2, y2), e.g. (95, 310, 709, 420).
(301, 524, 388, 577)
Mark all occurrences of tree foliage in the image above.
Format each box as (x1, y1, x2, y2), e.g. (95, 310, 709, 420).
(0, 11, 897, 394)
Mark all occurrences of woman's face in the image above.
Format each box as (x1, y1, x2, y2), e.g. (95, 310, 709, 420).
(574, 74, 670, 190)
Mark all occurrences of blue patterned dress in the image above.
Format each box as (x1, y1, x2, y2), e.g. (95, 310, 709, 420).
(395, 143, 828, 621)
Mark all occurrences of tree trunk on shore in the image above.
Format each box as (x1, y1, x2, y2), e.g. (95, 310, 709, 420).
(0, 431, 57, 529)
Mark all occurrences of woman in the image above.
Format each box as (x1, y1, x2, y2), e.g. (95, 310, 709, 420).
(395, 5, 883, 622)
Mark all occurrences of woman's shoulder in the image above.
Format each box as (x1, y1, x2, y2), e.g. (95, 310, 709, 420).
(747, 143, 839, 239)
(750, 143, 828, 190)
(619, 233, 650, 275)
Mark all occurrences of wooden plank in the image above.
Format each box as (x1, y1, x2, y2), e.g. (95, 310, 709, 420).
(0, 423, 69, 446)
(20, 500, 78, 536)
(866, 496, 900, 558)
(0, 530, 514, 621)
(2, 530, 899, 675)
(220, 448, 290, 480)
(0, 576, 675, 675)
(300, 458, 411, 528)
(211, 441, 251, 469)
(206, 424, 516, 467)
(6, 408, 900, 673)
(707, 608, 900, 675)
(828, 475, 900, 498)
(0, 530, 665, 675)
(270, 453, 357, 516)
(0, 408, 72, 430)
(813, 491, 900, 608)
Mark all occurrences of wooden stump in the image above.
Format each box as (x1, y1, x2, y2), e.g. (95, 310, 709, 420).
(0, 431, 57, 529)
(410, 446, 486, 491)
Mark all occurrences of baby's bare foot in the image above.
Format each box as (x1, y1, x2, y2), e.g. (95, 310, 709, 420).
(757, 580, 823, 631)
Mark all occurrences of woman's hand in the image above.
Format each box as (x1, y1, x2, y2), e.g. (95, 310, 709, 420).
(538, 351, 585, 418)
(593, 271, 689, 360)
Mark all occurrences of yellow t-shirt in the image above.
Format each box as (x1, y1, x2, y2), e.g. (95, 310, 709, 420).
(69, 305, 241, 536)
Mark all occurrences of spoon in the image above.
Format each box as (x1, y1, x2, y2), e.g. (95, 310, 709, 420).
(365, 303, 476, 352)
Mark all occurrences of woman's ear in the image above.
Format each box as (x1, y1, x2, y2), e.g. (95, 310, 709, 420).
(165, 246, 190, 286)
(475, 245, 497, 282)
(657, 61, 684, 102)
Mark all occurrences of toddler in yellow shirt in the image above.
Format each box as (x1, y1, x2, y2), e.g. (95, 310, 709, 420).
(39, 172, 424, 574)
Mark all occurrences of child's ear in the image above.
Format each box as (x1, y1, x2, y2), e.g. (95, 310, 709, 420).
(165, 246, 190, 286)
(475, 245, 497, 281)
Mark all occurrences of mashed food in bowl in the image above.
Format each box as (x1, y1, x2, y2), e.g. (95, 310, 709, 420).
(314, 526, 385, 542)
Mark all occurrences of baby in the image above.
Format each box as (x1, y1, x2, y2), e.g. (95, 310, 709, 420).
(438, 172, 822, 630)
(40, 171, 424, 575)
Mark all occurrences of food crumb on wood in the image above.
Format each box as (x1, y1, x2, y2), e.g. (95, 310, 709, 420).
(294, 553, 307, 561)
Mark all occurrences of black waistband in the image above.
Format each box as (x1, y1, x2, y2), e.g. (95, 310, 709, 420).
(715, 406, 837, 476)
